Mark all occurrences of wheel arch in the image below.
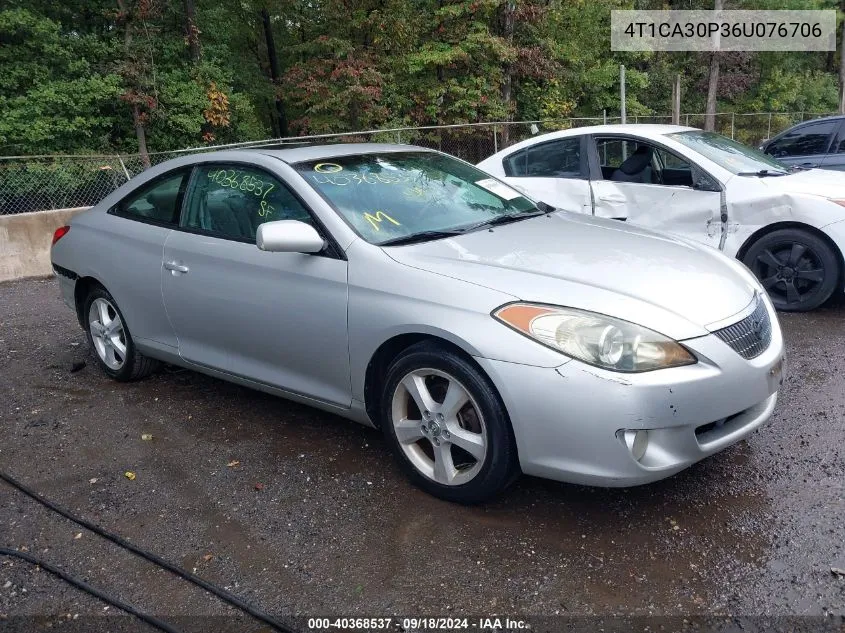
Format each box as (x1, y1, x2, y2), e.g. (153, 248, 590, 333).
(73, 276, 107, 328)
(363, 333, 505, 432)
(736, 221, 844, 281)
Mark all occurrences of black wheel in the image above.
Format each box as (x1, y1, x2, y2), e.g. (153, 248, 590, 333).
(742, 229, 840, 312)
(380, 341, 519, 504)
(83, 287, 159, 381)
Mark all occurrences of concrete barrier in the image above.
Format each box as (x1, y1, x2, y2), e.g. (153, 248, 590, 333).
(0, 207, 90, 283)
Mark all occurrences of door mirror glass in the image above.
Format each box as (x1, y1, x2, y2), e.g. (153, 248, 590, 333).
(256, 220, 325, 253)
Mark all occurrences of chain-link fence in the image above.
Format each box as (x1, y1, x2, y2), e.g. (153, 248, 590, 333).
(1, 111, 839, 216)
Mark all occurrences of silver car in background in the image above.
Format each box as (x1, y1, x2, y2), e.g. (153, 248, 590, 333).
(50, 144, 785, 503)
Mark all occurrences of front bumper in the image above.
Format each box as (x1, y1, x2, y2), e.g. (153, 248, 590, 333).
(475, 300, 785, 487)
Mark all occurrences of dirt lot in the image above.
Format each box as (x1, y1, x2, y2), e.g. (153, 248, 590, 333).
(1, 278, 843, 632)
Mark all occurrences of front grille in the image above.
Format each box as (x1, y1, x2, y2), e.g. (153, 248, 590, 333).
(713, 295, 772, 360)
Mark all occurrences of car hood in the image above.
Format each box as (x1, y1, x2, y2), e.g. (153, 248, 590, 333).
(383, 212, 759, 340)
(757, 168, 845, 199)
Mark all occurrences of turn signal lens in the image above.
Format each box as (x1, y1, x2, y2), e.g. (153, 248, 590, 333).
(494, 303, 696, 373)
(52, 225, 70, 246)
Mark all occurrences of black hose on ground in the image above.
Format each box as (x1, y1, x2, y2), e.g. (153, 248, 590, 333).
(0, 470, 295, 633)
(0, 547, 182, 633)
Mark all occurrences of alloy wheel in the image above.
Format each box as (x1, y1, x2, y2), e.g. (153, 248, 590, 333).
(88, 297, 127, 370)
(390, 368, 488, 486)
(753, 240, 825, 307)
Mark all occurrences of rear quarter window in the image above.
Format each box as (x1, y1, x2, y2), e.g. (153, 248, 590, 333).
(112, 171, 188, 226)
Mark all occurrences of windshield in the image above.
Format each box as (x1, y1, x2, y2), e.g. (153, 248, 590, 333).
(667, 130, 788, 176)
(293, 152, 538, 245)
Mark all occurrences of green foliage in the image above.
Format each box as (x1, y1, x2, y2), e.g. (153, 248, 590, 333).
(0, 0, 843, 155)
(0, 9, 123, 154)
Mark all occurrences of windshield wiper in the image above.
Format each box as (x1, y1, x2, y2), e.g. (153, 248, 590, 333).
(378, 229, 466, 246)
(459, 208, 549, 233)
(737, 169, 788, 177)
(378, 208, 549, 247)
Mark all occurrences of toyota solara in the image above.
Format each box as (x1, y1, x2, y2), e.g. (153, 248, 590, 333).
(50, 144, 785, 503)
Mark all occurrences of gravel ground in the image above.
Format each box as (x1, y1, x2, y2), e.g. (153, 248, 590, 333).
(0, 277, 843, 632)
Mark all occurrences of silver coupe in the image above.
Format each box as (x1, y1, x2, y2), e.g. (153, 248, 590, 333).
(50, 144, 785, 503)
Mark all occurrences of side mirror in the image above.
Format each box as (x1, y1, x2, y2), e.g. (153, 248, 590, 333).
(256, 220, 325, 253)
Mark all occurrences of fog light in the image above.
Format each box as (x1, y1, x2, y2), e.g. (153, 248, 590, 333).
(622, 429, 649, 462)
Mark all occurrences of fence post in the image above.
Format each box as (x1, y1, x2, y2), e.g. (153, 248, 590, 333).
(767, 113, 772, 140)
(493, 125, 498, 154)
(396, 130, 401, 144)
(620, 64, 626, 124)
(731, 113, 735, 139)
(117, 155, 131, 181)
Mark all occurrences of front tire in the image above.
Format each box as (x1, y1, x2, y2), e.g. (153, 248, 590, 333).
(380, 342, 518, 504)
(83, 287, 158, 381)
(742, 228, 840, 312)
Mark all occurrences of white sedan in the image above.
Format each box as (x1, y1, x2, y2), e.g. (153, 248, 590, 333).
(478, 125, 845, 311)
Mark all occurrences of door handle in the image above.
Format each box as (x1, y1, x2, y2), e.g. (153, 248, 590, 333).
(164, 261, 189, 274)
(799, 162, 818, 168)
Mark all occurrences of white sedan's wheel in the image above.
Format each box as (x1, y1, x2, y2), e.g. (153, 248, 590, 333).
(381, 342, 518, 503)
(743, 228, 839, 312)
(88, 297, 127, 370)
(391, 368, 488, 486)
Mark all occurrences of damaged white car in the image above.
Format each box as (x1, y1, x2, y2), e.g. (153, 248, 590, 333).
(478, 125, 845, 311)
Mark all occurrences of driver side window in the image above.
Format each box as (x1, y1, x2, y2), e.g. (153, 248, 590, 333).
(653, 148, 694, 187)
(595, 138, 693, 188)
(183, 165, 313, 242)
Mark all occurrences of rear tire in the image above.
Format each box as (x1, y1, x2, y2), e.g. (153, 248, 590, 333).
(742, 228, 839, 312)
(380, 341, 518, 504)
(83, 287, 158, 381)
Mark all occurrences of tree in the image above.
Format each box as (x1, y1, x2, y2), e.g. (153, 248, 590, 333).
(0, 8, 123, 155)
(115, 0, 158, 166)
(840, 0, 845, 114)
(704, 0, 723, 132)
(2, 0, 844, 157)
(259, 6, 287, 136)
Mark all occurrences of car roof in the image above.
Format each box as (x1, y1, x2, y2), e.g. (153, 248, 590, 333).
(476, 124, 699, 162)
(251, 143, 434, 163)
(539, 123, 697, 138)
(782, 114, 845, 128)
(796, 114, 845, 122)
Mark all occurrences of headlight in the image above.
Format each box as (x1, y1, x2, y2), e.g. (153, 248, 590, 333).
(493, 303, 696, 373)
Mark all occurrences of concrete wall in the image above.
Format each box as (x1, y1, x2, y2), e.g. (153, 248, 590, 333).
(0, 207, 90, 283)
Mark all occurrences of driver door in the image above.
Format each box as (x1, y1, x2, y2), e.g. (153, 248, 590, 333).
(589, 136, 723, 249)
(161, 163, 351, 407)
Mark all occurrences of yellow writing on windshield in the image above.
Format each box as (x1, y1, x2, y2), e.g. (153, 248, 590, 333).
(314, 162, 343, 173)
(363, 211, 401, 231)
